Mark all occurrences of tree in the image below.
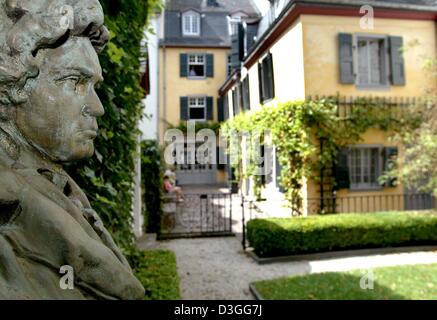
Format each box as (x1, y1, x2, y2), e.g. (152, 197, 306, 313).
(389, 55, 437, 194)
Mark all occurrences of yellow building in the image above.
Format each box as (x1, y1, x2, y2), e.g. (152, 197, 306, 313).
(219, 0, 437, 214)
(158, 0, 260, 185)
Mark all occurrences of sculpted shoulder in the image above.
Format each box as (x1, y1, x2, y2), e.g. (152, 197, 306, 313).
(0, 163, 23, 202)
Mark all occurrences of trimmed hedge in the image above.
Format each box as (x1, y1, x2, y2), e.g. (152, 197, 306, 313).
(134, 250, 181, 300)
(247, 212, 437, 257)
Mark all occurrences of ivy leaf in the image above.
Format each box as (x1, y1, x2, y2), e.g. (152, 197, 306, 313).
(95, 150, 103, 163)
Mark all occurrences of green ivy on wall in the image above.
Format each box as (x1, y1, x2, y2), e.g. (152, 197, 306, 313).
(221, 97, 422, 214)
(66, 0, 163, 257)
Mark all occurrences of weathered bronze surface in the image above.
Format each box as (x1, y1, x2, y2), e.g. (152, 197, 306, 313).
(0, 0, 145, 299)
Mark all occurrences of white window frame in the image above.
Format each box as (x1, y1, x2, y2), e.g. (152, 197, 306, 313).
(229, 16, 242, 36)
(188, 96, 207, 121)
(354, 34, 390, 89)
(182, 11, 201, 37)
(187, 53, 206, 79)
(348, 145, 384, 190)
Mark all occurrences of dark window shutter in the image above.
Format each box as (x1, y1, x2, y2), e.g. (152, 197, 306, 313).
(266, 53, 275, 100)
(231, 23, 245, 70)
(231, 34, 239, 70)
(232, 89, 239, 116)
(180, 97, 188, 120)
(275, 155, 285, 193)
(223, 95, 229, 120)
(206, 54, 214, 77)
(238, 82, 244, 112)
(339, 33, 355, 84)
(180, 54, 188, 77)
(217, 146, 226, 170)
(389, 36, 405, 86)
(247, 77, 251, 109)
(260, 145, 266, 185)
(258, 62, 264, 103)
(242, 77, 251, 111)
(383, 147, 398, 187)
(380, 38, 389, 86)
(206, 96, 213, 120)
(217, 97, 224, 122)
(333, 148, 350, 190)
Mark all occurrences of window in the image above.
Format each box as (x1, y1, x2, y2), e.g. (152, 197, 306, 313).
(182, 11, 200, 36)
(188, 54, 205, 78)
(339, 33, 405, 87)
(232, 88, 240, 116)
(229, 16, 242, 36)
(241, 77, 250, 111)
(188, 97, 206, 120)
(258, 53, 275, 103)
(348, 147, 382, 190)
(357, 37, 388, 87)
(227, 54, 232, 76)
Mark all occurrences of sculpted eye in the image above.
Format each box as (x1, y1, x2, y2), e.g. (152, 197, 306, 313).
(57, 75, 85, 93)
(60, 76, 80, 85)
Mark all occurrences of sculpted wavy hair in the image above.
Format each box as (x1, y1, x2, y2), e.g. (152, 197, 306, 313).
(0, 0, 109, 118)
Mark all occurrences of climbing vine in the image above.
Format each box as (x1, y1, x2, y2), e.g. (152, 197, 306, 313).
(66, 0, 163, 259)
(221, 97, 422, 214)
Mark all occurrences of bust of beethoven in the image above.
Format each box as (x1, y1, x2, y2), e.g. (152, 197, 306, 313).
(0, 0, 144, 299)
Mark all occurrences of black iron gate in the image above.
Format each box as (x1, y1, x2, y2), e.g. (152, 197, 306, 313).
(158, 192, 234, 239)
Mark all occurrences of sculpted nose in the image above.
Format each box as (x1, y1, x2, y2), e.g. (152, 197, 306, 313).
(83, 91, 105, 118)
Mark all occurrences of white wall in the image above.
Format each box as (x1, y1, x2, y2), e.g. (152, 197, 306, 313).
(140, 16, 161, 140)
(132, 133, 144, 238)
(133, 15, 162, 238)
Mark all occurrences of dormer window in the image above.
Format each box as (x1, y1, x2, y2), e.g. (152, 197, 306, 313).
(229, 16, 241, 36)
(228, 12, 248, 36)
(182, 11, 200, 37)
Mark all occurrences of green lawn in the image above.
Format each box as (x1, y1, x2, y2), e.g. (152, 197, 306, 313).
(133, 250, 181, 300)
(253, 264, 437, 300)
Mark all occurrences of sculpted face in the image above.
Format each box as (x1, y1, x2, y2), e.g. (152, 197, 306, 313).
(15, 36, 105, 162)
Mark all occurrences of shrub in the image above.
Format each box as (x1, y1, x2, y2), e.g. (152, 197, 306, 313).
(247, 212, 437, 257)
(141, 140, 164, 233)
(133, 250, 181, 300)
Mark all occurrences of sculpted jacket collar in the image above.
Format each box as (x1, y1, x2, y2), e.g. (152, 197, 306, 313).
(0, 124, 144, 300)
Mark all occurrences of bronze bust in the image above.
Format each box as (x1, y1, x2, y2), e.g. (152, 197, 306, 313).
(0, 0, 144, 299)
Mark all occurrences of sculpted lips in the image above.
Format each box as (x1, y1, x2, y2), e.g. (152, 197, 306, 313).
(79, 130, 98, 140)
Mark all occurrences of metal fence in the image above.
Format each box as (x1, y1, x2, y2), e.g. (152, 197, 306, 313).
(307, 193, 436, 215)
(306, 95, 428, 118)
(158, 192, 234, 239)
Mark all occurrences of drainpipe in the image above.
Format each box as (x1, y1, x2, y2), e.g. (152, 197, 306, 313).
(155, 15, 161, 141)
(320, 136, 324, 213)
(161, 2, 167, 143)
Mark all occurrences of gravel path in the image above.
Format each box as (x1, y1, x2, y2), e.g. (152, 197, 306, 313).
(154, 237, 437, 300)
